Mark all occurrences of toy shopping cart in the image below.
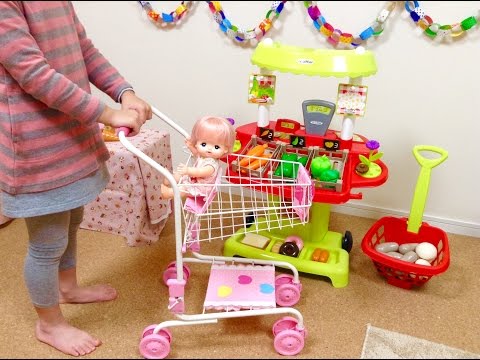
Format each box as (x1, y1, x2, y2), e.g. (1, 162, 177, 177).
(119, 108, 313, 359)
(361, 145, 450, 289)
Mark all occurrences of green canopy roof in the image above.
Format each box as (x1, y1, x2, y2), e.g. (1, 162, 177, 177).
(251, 40, 377, 78)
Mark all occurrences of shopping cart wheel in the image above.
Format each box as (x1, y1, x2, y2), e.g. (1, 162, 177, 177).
(275, 283, 301, 307)
(275, 274, 303, 291)
(162, 262, 191, 286)
(342, 230, 353, 253)
(274, 329, 305, 356)
(142, 325, 172, 343)
(139, 333, 171, 359)
(272, 316, 304, 336)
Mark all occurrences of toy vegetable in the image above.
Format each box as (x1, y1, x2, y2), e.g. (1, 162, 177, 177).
(242, 153, 272, 172)
(239, 143, 268, 167)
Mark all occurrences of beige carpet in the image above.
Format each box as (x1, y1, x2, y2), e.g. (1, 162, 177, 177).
(361, 324, 480, 359)
(1, 213, 479, 359)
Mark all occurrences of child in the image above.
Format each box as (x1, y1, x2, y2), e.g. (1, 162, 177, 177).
(161, 116, 236, 199)
(0, 1, 151, 357)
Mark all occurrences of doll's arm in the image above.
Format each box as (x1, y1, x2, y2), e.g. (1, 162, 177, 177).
(177, 163, 215, 180)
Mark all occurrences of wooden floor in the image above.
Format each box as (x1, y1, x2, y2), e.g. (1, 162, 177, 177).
(0, 212, 478, 359)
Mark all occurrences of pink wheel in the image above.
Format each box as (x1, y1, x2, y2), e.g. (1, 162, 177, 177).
(275, 274, 302, 291)
(142, 325, 172, 343)
(272, 316, 299, 336)
(274, 329, 305, 356)
(162, 264, 191, 286)
(276, 283, 301, 307)
(139, 333, 171, 359)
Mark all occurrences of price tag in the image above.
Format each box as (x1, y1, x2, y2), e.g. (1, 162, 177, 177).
(324, 139, 340, 151)
(258, 127, 274, 141)
(290, 136, 306, 148)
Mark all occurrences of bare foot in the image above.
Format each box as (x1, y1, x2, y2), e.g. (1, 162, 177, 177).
(59, 284, 117, 304)
(36, 320, 101, 356)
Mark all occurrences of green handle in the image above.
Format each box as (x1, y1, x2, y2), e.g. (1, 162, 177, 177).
(407, 145, 448, 234)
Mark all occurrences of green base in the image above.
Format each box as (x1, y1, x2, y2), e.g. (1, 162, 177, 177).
(222, 203, 350, 288)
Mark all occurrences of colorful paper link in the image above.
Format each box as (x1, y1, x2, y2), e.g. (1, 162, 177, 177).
(304, 1, 396, 48)
(138, 1, 192, 24)
(206, 1, 287, 44)
(405, 1, 479, 40)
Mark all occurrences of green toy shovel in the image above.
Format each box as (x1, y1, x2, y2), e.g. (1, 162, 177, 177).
(407, 145, 449, 234)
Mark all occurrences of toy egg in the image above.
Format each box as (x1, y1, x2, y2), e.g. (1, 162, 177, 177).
(415, 259, 432, 266)
(415, 242, 437, 262)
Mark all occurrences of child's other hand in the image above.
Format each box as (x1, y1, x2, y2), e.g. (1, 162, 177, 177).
(120, 91, 152, 123)
(177, 163, 188, 176)
(98, 106, 142, 136)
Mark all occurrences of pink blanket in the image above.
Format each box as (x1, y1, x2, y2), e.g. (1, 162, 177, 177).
(81, 129, 173, 246)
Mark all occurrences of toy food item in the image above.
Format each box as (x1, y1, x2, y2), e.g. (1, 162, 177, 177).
(355, 162, 369, 174)
(239, 143, 268, 166)
(398, 243, 419, 254)
(415, 242, 437, 262)
(319, 169, 340, 182)
(310, 155, 331, 179)
(102, 125, 119, 141)
(285, 235, 304, 251)
(312, 248, 329, 262)
(274, 153, 300, 178)
(241, 233, 270, 249)
(233, 140, 242, 152)
(386, 251, 403, 259)
(279, 242, 299, 257)
(400, 251, 418, 263)
(297, 156, 308, 166)
(243, 153, 272, 171)
(375, 242, 399, 253)
(415, 259, 432, 266)
(271, 242, 282, 253)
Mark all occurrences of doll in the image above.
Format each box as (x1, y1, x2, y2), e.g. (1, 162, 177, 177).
(161, 116, 236, 199)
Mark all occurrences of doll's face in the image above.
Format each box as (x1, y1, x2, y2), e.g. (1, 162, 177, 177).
(195, 139, 228, 159)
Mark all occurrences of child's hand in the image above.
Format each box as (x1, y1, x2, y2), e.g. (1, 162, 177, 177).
(177, 163, 189, 176)
(120, 90, 152, 122)
(98, 106, 142, 136)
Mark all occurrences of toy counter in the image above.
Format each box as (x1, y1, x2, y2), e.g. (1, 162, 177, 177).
(222, 119, 389, 288)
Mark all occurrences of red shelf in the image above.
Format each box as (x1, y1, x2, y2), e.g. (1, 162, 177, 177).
(231, 121, 388, 204)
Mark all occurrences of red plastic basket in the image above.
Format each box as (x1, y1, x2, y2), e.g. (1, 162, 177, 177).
(361, 216, 450, 289)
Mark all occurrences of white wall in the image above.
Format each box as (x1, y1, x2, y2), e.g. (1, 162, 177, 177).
(73, 1, 480, 237)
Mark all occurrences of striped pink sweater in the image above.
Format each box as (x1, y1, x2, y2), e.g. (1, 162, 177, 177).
(0, 1, 132, 194)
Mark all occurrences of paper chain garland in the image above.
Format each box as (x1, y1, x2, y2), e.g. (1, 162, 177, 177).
(405, 1, 479, 40)
(137, 1, 479, 46)
(304, 1, 396, 48)
(138, 1, 192, 24)
(206, 1, 287, 44)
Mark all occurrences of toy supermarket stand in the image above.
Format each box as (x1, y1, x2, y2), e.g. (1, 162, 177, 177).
(222, 39, 388, 288)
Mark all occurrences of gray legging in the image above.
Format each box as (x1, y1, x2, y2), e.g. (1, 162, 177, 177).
(23, 206, 84, 308)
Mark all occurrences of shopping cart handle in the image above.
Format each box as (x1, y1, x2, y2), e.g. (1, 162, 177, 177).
(116, 126, 132, 136)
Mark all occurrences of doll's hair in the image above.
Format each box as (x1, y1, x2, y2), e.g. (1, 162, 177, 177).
(189, 116, 236, 153)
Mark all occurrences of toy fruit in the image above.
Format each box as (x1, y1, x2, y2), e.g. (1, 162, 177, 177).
(297, 156, 308, 166)
(319, 169, 340, 182)
(310, 155, 331, 179)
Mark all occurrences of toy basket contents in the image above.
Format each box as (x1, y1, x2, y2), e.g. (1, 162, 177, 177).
(361, 145, 450, 289)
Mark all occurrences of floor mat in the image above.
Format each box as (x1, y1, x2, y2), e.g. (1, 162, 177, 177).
(361, 324, 480, 359)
